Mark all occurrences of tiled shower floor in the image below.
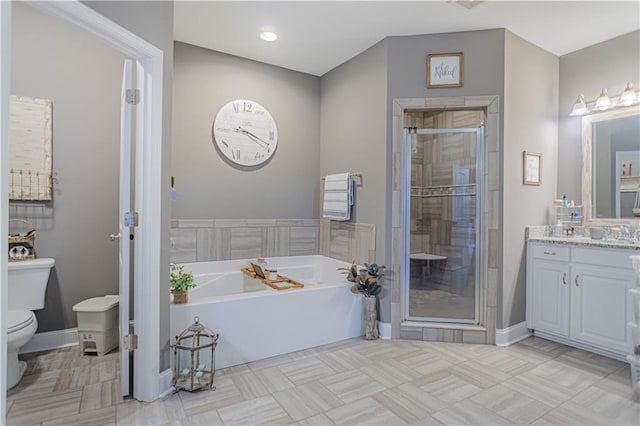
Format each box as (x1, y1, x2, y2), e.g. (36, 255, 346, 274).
(6, 337, 639, 425)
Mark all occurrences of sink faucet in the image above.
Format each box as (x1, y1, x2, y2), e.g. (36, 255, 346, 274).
(170, 262, 178, 272)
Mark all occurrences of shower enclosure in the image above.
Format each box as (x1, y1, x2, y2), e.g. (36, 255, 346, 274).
(403, 111, 484, 324)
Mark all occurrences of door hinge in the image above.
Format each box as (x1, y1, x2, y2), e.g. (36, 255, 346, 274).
(122, 334, 138, 351)
(124, 211, 139, 227)
(126, 89, 140, 105)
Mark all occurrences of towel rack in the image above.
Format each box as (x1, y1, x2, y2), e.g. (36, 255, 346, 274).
(321, 172, 362, 180)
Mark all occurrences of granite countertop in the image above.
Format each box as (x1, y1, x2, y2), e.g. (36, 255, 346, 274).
(527, 235, 640, 250)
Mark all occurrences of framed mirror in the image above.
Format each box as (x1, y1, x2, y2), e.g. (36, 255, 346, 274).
(582, 105, 640, 224)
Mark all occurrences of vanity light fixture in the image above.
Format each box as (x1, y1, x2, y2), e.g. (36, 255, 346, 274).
(259, 31, 278, 42)
(619, 82, 637, 106)
(593, 88, 611, 111)
(569, 81, 640, 116)
(570, 94, 589, 116)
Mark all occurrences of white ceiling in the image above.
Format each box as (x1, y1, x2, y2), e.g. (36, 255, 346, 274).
(174, 1, 640, 76)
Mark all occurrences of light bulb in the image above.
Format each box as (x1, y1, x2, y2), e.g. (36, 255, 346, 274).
(569, 94, 589, 116)
(594, 88, 611, 111)
(619, 82, 637, 106)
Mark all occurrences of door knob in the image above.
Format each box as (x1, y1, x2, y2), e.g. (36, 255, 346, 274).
(110, 233, 121, 241)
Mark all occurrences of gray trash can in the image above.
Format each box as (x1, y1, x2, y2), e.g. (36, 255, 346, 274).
(72, 295, 119, 356)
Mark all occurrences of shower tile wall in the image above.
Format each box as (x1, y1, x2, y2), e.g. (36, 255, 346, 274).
(171, 219, 376, 265)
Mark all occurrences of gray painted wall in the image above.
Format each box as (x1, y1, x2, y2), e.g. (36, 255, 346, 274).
(77, 0, 174, 370)
(386, 30, 506, 322)
(172, 42, 320, 219)
(558, 31, 640, 202)
(319, 39, 389, 318)
(502, 31, 559, 328)
(10, 2, 126, 332)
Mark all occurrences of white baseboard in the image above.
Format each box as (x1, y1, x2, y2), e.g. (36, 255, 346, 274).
(379, 322, 391, 340)
(20, 328, 79, 354)
(158, 368, 174, 399)
(495, 321, 532, 347)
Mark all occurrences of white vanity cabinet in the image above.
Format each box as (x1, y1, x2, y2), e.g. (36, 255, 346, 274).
(527, 242, 637, 360)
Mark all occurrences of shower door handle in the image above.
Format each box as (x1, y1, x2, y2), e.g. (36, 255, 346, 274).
(110, 233, 121, 241)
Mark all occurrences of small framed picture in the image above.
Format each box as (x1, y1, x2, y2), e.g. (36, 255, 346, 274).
(523, 151, 542, 185)
(426, 52, 463, 88)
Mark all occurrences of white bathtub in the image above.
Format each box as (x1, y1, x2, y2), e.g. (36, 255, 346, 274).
(170, 255, 364, 369)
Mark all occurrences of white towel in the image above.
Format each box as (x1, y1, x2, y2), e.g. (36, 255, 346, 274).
(322, 173, 353, 221)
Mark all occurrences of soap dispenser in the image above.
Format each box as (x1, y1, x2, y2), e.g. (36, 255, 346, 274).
(554, 220, 563, 237)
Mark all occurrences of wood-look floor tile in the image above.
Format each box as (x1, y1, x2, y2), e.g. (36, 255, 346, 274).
(422, 342, 476, 363)
(116, 399, 174, 426)
(320, 369, 387, 403)
(80, 379, 121, 412)
(516, 336, 572, 357)
(528, 359, 603, 393)
(416, 370, 482, 403)
(350, 340, 398, 360)
(217, 395, 292, 425)
(315, 348, 368, 373)
(296, 412, 336, 425)
(556, 348, 625, 377)
(448, 359, 512, 389)
(7, 370, 60, 401)
(570, 383, 640, 424)
(272, 387, 327, 421)
(288, 381, 343, 412)
(397, 350, 454, 377)
(247, 353, 294, 372)
(470, 384, 553, 424)
(325, 396, 407, 425)
(360, 358, 422, 387)
(432, 399, 513, 425)
(42, 406, 116, 426)
(475, 349, 535, 376)
(279, 356, 336, 386)
(179, 376, 245, 415)
(188, 408, 224, 426)
(535, 401, 618, 425)
(7, 389, 82, 425)
(501, 372, 575, 407)
(231, 371, 271, 399)
(373, 383, 447, 423)
(254, 366, 295, 393)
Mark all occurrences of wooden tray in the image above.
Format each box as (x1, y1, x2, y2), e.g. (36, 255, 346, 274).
(241, 267, 304, 291)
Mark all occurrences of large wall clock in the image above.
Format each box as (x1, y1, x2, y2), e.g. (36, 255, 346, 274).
(212, 99, 278, 167)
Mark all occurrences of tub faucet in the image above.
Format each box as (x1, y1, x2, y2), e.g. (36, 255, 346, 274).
(170, 262, 178, 272)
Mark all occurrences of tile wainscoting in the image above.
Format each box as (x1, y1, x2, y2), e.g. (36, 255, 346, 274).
(171, 219, 376, 266)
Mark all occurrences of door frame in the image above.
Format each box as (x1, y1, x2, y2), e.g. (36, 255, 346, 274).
(390, 96, 500, 343)
(0, 1, 163, 415)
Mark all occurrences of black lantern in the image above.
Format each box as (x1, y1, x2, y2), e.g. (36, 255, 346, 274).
(172, 316, 219, 392)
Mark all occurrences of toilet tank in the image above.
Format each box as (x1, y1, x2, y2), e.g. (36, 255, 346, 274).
(8, 258, 55, 310)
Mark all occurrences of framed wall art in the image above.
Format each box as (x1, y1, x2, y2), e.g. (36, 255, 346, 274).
(523, 151, 542, 185)
(426, 52, 463, 88)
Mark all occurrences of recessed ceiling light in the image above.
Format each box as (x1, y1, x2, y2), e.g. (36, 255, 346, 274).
(260, 31, 278, 42)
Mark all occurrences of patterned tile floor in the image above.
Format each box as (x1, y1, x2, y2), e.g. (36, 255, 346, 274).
(6, 336, 639, 425)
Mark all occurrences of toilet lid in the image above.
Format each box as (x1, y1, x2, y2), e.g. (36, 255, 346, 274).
(7, 310, 35, 334)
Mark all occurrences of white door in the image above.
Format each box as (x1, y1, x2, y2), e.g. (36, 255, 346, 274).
(529, 259, 570, 337)
(118, 59, 134, 398)
(571, 265, 635, 354)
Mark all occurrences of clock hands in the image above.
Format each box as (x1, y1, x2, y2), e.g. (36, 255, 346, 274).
(233, 126, 271, 152)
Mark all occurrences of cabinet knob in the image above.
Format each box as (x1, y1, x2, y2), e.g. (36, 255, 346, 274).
(543, 251, 556, 256)
(562, 273, 567, 285)
(575, 275, 579, 287)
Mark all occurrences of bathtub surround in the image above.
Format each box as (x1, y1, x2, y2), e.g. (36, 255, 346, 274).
(171, 219, 376, 267)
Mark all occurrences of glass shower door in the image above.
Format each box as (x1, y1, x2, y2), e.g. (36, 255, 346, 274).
(405, 127, 482, 323)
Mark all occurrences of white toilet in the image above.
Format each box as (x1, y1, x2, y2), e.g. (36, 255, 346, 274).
(6, 258, 54, 389)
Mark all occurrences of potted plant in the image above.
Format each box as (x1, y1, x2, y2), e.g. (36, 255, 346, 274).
(340, 262, 385, 339)
(170, 265, 196, 304)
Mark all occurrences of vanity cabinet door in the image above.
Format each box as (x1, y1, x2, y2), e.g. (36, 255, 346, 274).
(529, 259, 570, 337)
(570, 265, 635, 354)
